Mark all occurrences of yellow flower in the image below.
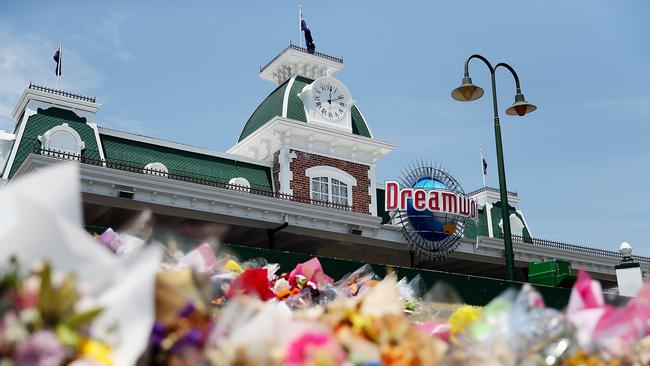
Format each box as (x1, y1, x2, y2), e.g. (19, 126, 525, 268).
(223, 259, 243, 274)
(447, 305, 483, 338)
(78, 339, 113, 366)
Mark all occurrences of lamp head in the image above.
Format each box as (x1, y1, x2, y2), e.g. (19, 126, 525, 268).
(506, 93, 537, 116)
(451, 76, 484, 101)
(619, 241, 633, 258)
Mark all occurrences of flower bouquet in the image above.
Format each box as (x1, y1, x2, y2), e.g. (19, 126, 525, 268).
(0, 258, 111, 365)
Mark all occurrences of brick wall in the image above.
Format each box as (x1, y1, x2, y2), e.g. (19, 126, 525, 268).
(289, 149, 371, 214)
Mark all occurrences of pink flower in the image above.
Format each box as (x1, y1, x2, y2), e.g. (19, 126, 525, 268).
(15, 331, 65, 366)
(288, 258, 333, 287)
(285, 331, 345, 366)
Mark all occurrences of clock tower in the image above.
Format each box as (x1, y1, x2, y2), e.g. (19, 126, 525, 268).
(229, 44, 395, 216)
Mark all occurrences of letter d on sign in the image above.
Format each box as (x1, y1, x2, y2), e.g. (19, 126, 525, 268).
(386, 181, 399, 210)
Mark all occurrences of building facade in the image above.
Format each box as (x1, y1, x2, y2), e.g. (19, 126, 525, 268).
(0, 44, 646, 286)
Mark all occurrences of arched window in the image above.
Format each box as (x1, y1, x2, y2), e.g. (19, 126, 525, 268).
(305, 166, 356, 207)
(228, 177, 251, 192)
(144, 162, 169, 177)
(38, 123, 85, 155)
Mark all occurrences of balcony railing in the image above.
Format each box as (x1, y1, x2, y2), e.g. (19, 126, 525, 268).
(29, 83, 96, 103)
(260, 44, 344, 73)
(34, 148, 354, 212)
(509, 234, 650, 264)
(466, 186, 518, 197)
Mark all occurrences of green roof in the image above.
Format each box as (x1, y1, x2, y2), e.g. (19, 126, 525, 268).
(238, 76, 372, 142)
(100, 134, 273, 191)
(8, 107, 101, 178)
(488, 201, 531, 239)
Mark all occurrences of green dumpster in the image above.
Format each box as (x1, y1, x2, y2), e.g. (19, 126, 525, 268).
(528, 260, 577, 288)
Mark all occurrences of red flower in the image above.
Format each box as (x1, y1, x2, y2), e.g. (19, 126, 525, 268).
(226, 268, 275, 301)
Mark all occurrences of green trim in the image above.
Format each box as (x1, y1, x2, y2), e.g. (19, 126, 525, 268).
(8, 107, 101, 178)
(351, 105, 371, 138)
(101, 134, 273, 191)
(286, 76, 310, 122)
(489, 201, 531, 240)
(463, 208, 490, 239)
(376, 188, 390, 224)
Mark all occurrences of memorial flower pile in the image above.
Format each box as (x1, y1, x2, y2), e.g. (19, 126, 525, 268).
(3, 165, 650, 365)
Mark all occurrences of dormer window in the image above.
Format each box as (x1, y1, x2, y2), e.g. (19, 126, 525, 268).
(38, 123, 85, 155)
(228, 177, 251, 192)
(306, 166, 356, 207)
(144, 162, 169, 177)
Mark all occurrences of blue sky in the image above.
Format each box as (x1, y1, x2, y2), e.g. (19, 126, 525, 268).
(1, 1, 648, 255)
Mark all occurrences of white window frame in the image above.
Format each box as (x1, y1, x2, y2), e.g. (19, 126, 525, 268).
(38, 123, 85, 155)
(305, 166, 356, 206)
(144, 162, 169, 178)
(228, 177, 251, 192)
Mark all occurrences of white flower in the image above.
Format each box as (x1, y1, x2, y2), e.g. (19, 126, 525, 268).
(273, 278, 291, 294)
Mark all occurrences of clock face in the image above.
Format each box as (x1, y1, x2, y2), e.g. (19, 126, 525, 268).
(312, 81, 348, 122)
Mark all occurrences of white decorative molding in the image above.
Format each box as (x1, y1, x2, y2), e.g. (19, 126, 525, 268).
(470, 187, 520, 207)
(144, 162, 169, 177)
(485, 202, 494, 238)
(228, 116, 395, 167)
(2, 101, 41, 179)
(38, 123, 85, 155)
(0, 131, 16, 176)
(368, 165, 377, 216)
(498, 213, 525, 237)
(11, 88, 100, 124)
(281, 76, 297, 118)
(87, 122, 106, 162)
(278, 147, 297, 195)
(517, 209, 533, 237)
(260, 46, 344, 85)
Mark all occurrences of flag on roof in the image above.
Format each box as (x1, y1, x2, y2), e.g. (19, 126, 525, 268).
(482, 156, 488, 175)
(300, 14, 315, 54)
(53, 45, 62, 77)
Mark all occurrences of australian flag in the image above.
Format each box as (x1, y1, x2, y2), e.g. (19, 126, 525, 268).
(300, 15, 315, 54)
(482, 157, 488, 175)
(53, 46, 62, 76)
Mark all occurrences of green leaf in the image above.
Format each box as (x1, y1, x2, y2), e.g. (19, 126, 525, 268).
(55, 324, 82, 347)
(36, 263, 57, 324)
(61, 307, 104, 329)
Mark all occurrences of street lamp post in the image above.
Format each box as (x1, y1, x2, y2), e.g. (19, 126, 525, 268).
(451, 54, 537, 281)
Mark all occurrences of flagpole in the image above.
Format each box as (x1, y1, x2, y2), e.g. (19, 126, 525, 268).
(480, 149, 487, 188)
(299, 6, 303, 48)
(56, 43, 61, 89)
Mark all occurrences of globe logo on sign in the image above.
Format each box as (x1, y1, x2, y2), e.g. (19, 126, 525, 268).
(406, 177, 456, 242)
(385, 161, 477, 259)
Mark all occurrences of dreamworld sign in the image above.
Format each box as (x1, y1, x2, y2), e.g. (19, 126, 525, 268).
(385, 162, 477, 258)
(385, 181, 477, 219)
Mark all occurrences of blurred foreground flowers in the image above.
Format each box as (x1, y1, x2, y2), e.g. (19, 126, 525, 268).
(2, 164, 650, 365)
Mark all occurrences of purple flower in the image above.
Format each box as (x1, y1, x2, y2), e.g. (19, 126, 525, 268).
(149, 322, 167, 347)
(15, 331, 65, 366)
(177, 302, 195, 318)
